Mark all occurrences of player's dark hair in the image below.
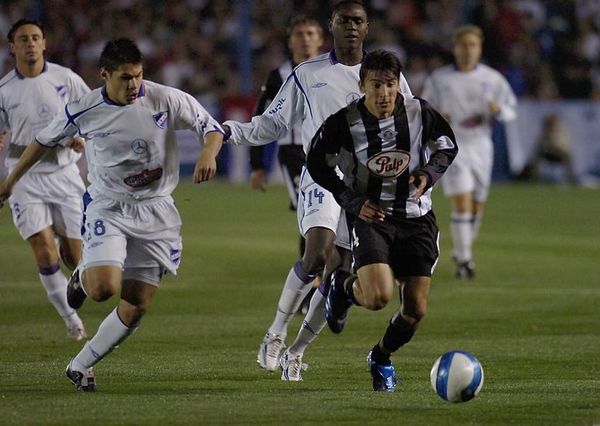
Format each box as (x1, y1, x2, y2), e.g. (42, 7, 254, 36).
(99, 38, 143, 72)
(359, 49, 403, 83)
(287, 15, 323, 38)
(332, 0, 367, 17)
(7, 18, 44, 43)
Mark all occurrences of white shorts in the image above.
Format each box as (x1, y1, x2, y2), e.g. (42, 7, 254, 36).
(8, 165, 85, 240)
(81, 196, 183, 285)
(441, 141, 493, 202)
(297, 167, 350, 250)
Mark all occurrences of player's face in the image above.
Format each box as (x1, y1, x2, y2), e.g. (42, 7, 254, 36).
(288, 24, 323, 61)
(453, 32, 482, 71)
(103, 63, 144, 105)
(9, 24, 46, 65)
(360, 70, 399, 119)
(330, 5, 368, 50)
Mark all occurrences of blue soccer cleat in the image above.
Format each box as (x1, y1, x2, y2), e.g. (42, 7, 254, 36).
(370, 361, 397, 392)
(325, 270, 353, 334)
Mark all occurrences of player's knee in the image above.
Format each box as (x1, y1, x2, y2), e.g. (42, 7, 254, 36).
(301, 249, 328, 275)
(86, 279, 119, 302)
(362, 284, 393, 310)
(403, 303, 427, 325)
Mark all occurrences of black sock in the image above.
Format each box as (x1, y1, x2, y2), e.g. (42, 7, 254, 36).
(381, 314, 416, 354)
(370, 343, 391, 365)
(343, 274, 361, 306)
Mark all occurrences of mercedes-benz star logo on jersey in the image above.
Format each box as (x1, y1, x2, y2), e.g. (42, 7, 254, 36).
(38, 103, 51, 118)
(366, 150, 411, 178)
(346, 92, 361, 105)
(378, 129, 398, 142)
(131, 139, 148, 154)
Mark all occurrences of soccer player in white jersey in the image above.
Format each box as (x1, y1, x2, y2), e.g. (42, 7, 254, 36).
(249, 16, 324, 313)
(307, 49, 457, 391)
(0, 19, 89, 341)
(0, 38, 225, 392)
(224, 0, 413, 381)
(421, 25, 517, 279)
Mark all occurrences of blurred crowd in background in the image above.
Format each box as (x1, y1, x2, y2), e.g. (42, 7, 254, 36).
(1, 0, 600, 185)
(2, 0, 600, 109)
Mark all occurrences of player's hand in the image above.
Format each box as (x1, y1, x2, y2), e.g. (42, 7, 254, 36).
(68, 136, 85, 153)
(250, 169, 268, 192)
(0, 130, 7, 150)
(193, 150, 217, 183)
(358, 199, 385, 223)
(408, 173, 428, 201)
(0, 179, 12, 209)
(488, 101, 501, 116)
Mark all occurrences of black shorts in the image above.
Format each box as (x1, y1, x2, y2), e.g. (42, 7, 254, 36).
(277, 145, 305, 210)
(351, 210, 439, 278)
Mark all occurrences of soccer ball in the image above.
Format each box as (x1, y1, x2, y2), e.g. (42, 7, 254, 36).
(430, 350, 484, 403)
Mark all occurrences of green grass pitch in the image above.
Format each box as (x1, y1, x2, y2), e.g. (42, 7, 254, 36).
(0, 181, 599, 425)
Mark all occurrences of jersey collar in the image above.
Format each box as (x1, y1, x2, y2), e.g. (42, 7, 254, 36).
(14, 61, 48, 79)
(329, 49, 368, 65)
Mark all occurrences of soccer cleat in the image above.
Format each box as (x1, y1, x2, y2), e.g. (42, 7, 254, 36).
(257, 333, 285, 371)
(325, 270, 353, 334)
(66, 320, 87, 341)
(66, 361, 96, 392)
(67, 267, 87, 309)
(280, 350, 304, 381)
(370, 361, 397, 392)
(455, 260, 475, 280)
(366, 350, 375, 370)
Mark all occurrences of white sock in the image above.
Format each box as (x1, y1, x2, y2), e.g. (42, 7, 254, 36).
(71, 308, 136, 371)
(267, 261, 316, 339)
(472, 211, 484, 242)
(451, 212, 473, 262)
(39, 263, 77, 322)
(288, 288, 327, 355)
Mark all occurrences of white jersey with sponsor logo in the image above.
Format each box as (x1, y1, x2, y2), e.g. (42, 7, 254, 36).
(36, 80, 223, 202)
(421, 63, 517, 145)
(0, 62, 90, 173)
(226, 50, 413, 153)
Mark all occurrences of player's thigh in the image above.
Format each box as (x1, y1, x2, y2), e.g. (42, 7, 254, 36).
(297, 169, 341, 237)
(441, 152, 475, 197)
(356, 262, 395, 301)
(390, 212, 440, 278)
(471, 145, 494, 203)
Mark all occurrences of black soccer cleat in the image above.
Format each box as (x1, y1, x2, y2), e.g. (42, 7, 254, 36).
(66, 362, 96, 392)
(455, 260, 475, 280)
(325, 270, 353, 334)
(67, 267, 87, 309)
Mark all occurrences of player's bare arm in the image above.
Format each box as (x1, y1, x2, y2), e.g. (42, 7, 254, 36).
(0, 140, 50, 206)
(193, 131, 224, 183)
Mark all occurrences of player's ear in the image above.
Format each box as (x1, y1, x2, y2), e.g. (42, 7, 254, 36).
(100, 68, 109, 80)
(328, 19, 333, 34)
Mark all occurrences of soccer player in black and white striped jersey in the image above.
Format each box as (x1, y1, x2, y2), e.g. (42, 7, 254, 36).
(307, 49, 457, 392)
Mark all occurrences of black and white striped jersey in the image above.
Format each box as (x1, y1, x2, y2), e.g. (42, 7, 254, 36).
(307, 95, 457, 219)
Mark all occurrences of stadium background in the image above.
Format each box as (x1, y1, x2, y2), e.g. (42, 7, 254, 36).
(1, 0, 600, 184)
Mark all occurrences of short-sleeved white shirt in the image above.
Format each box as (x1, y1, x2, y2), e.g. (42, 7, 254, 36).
(0, 62, 90, 173)
(36, 80, 223, 202)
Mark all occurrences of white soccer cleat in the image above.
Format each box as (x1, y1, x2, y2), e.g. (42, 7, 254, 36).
(257, 333, 285, 371)
(66, 317, 87, 341)
(280, 350, 304, 381)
